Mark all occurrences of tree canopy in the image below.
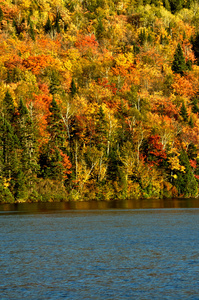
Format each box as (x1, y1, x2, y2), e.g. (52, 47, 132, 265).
(1, 0, 199, 202)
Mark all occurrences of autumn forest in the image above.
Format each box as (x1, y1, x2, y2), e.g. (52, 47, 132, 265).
(1, 0, 199, 203)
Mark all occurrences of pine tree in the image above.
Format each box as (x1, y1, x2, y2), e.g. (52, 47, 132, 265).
(3, 91, 15, 123)
(48, 97, 64, 146)
(172, 43, 186, 75)
(186, 59, 192, 71)
(107, 149, 120, 181)
(180, 101, 188, 122)
(174, 150, 198, 197)
(191, 33, 199, 65)
(44, 16, 52, 34)
(70, 78, 77, 96)
(191, 97, 199, 114)
(54, 11, 61, 33)
(16, 99, 39, 177)
(139, 29, 147, 45)
(29, 22, 35, 41)
(189, 116, 194, 128)
(0, 7, 3, 22)
(39, 98, 69, 181)
(96, 17, 104, 40)
(0, 117, 20, 193)
(95, 106, 108, 150)
(49, 70, 60, 95)
(147, 33, 153, 44)
(169, 0, 184, 13)
(163, 0, 171, 11)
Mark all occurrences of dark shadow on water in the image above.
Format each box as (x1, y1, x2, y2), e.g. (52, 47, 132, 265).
(1, 198, 199, 214)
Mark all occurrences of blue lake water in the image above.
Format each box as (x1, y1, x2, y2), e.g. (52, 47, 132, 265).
(0, 199, 199, 299)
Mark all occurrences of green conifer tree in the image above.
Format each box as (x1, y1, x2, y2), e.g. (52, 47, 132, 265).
(29, 22, 35, 41)
(44, 16, 52, 34)
(191, 97, 199, 114)
(54, 11, 61, 33)
(48, 98, 65, 146)
(191, 33, 199, 65)
(70, 78, 77, 96)
(139, 29, 147, 45)
(180, 101, 188, 122)
(49, 70, 60, 95)
(0, 7, 3, 22)
(163, 0, 171, 11)
(189, 116, 194, 128)
(95, 106, 108, 151)
(107, 148, 122, 182)
(186, 59, 192, 71)
(3, 91, 15, 123)
(96, 17, 104, 40)
(172, 43, 186, 75)
(17, 99, 39, 177)
(169, 0, 184, 13)
(0, 117, 20, 195)
(39, 98, 67, 180)
(174, 150, 198, 197)
(147, 33, 153, 43)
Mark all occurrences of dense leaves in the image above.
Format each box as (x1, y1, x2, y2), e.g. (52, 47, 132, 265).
(1, 0, 199, 202)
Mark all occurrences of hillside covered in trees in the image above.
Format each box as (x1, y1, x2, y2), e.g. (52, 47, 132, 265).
(1, 0, 199, 202)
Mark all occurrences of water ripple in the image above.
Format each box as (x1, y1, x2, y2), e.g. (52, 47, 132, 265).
(0, 209, 199, 299)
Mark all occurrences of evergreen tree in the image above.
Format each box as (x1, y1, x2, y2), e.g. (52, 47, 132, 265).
(180, 101, 188, 122)
(169, 0, 184, 13)
(0, 117, 20, 195)
(147, 33, 153, 44)
(189, 116, 194, 128)
(16, 99, 39, 177)
(163, 0, 171, 11)
(3, 91, 15, 123)
(54, 11, 61, 33)
(48, 98, 65, 147)
(172, 43, 186, 75)
(139, 29, 147, 45)
(29, 22, 35, 41)
(186, 59, 192, 71)
(174, 150, 198, 197)
(191, 97, 199, 114)
(107, 148, 122, 182)
(95, 106, 108, 150)
(39, 98, 68, 181)
(49, 70, 61, 95)
(191, 33, 199, 65)
(39, 144, 64, 180)
(96, 17, 104, 40)
(70, 78, 77, 96)
(44, 16, 52, 34)
(0, 7, 3, 22)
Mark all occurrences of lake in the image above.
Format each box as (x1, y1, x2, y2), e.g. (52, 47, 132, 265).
(0, 199, 199, 299)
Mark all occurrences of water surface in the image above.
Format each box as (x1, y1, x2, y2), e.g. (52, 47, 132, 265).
(0, 199, 199, 299)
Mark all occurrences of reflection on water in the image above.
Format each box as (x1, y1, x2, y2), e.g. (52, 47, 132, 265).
(0, 200, 199, 299)
(1, 198, 199, 213)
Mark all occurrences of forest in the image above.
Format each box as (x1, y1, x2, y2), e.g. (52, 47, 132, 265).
(1, 0, 199, 203)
